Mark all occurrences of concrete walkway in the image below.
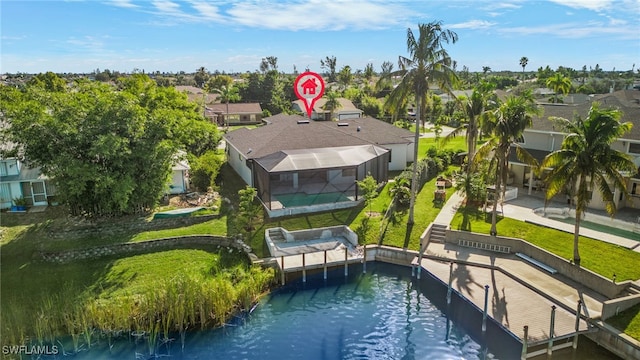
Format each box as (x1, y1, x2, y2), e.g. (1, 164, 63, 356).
(420, 189, 640, 348)
(434, 191, 640, 252)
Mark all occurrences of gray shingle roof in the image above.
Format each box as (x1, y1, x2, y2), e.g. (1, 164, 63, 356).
(224, 114, 413, 159)
(208, 103, 262, 114)
(530, 90, 640, 140)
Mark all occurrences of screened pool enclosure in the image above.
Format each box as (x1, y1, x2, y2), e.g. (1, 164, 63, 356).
(251, 145, 390, 212)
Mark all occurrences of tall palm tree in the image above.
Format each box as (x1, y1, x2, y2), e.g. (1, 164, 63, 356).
(519, 56, 528, 80)
(443, 81, 495, 173)
(475, 91, 540, 235)
(546, 73, 571, 103)
(542, 103, 635, 266)
(212, 84, 240, 129)
(379, 21, 458, 225)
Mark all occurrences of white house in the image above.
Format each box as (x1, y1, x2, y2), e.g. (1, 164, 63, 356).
(224, 114, 414, 217)
(507, 89, 640, 212)
(0, 157, 56, 210)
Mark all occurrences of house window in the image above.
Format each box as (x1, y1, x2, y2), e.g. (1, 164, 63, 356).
(0, 183, 11, 203)
(629, 143, 640, 155)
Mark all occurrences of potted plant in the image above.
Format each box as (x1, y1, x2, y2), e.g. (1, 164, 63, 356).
(12, 197, 27, 211)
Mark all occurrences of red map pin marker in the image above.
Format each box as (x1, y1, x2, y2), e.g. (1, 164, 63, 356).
(293, 71, 325, 119)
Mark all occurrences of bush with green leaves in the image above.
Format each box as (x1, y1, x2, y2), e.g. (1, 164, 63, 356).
(189, 151, 224, 192)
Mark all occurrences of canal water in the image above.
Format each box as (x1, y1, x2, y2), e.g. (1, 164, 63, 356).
(45, 262, 620, 359)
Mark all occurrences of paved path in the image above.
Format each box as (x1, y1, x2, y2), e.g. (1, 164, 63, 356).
(420, 188, 640, 346)
(416, 244, 602, 345)
(434, 191, 640, 252)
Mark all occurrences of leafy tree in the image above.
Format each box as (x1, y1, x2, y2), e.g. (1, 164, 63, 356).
(359, 95, 383, 118)
(363, 63, 375, 82)
(320, 55, 338, 83)
(237, 186, 261, 238)
(260, 56, 279, 73)
(542, 104, 635, 266)
(443, 81, 496, 173)
(194, 66, 210, 87)
(27, 72, 66, 92)
(338, 65, 353, 88)
(189, 150, 224, 192)
(322, 90, 342, 121)
(389, 177, 411, 207)
(475, 91, 540, 235)
(207, 75, 234, 92)
(212, 84, 240, 128)
(357, 174, 379, 215)
(379, 21, 458, 224)
(1, 74, 212, 216)
(546, 73, 572, 103)
(454, 170, 487, 205)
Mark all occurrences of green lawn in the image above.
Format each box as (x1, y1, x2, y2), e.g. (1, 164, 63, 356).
(608, 303, 640, 340)
(450, 206, 640, 281)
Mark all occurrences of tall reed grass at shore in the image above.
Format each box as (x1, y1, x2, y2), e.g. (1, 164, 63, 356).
(1, 249, 275, 357)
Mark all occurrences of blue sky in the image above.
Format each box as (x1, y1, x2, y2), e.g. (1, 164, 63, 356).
(1, 0, 639, 74)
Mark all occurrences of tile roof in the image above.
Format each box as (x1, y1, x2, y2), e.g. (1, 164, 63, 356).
(530, 90, 640, 140)
(224, 114, 413, 159)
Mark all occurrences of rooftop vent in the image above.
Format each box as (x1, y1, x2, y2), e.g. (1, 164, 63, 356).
(337, 122, 349, 126)
(297, 120, 310, 124)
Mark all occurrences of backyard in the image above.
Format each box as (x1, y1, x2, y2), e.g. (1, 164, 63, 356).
(1, 134, 639, 347)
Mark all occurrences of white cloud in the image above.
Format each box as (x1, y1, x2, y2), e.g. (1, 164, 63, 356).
(227, 1, 408, 31)
(450, 20, 496, 30)
(499, 20, 638, 39)
(187, 1, 225, 22)
(107, 0, 139, 9)
(548, 0, 614, 11)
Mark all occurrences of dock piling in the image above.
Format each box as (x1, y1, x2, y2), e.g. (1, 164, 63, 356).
(573, 300, 582, 350)
(344, 247, 348, 277)
(446, 262, 453, 305)
(323, 250, 327, 280)
(482, 285, 489, 333)
(547, 305, 557, 357)
(302, 253, 306, 283)
(362, 245, 367, 274)
(521, 325, 528, 360)
(280, 256, 285, 285)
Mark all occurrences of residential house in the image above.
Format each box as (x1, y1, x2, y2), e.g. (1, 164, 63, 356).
(207, 103, 263, 126)
(224, 114, 414, 217)
(167, 151, 191, 195)
(292, 97, 363, 121)
(507, 89, 640, 212)
(0, 157, 56, 210)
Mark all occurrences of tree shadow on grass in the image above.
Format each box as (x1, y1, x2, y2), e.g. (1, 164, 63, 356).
(403, 222, 414, 249)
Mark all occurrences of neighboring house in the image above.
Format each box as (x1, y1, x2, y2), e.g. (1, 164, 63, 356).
(168, 152, 191, 195)
(506, 89, 640, 212)
(0, 154, 190, 210)
(292, 98, 363, 121)
(0, 157, 56, 210)
(207, 103, 263, 126)
(224, 114, 414, 217)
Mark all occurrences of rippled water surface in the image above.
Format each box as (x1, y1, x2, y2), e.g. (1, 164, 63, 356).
(54, 263, 523, 359)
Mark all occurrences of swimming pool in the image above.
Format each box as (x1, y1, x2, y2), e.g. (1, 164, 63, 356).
(276, 192, 351, 207)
